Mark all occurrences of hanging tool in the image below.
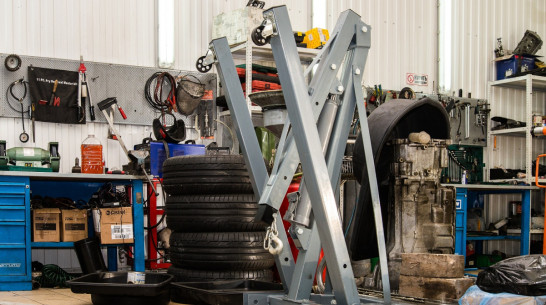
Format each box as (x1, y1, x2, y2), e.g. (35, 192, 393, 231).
(49, 80, 58, 106)
(77, 56, 86, 123)
(4, 54, 22, 72)
(6, 79, 30, 143)
(31, 103, 35, 143)
(97, 97, 158, 196)
(79, 58, 96, 121)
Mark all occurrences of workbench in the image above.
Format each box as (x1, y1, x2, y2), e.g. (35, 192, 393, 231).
(0, 171, 145, 291)
(448, 184, 535, 264)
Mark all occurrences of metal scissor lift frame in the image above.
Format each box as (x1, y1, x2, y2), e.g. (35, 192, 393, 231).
(202, 5, 393, 305)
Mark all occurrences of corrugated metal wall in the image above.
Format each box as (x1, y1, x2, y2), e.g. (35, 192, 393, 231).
(446, 0, 546, 256)
(0, 0, 157, 174)
(327, 0, 439, 92)
(173, 0, 312, 71)
(448, 0, 546, 99)
(0, 0, 156, 271)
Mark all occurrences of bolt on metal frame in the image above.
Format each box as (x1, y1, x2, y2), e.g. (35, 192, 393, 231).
(204, 5, 391, 304)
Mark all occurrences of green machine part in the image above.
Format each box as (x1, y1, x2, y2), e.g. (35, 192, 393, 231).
(442, 144, 483, 183)
(254, 127, 277, 169)
(0, 141, 60, 172)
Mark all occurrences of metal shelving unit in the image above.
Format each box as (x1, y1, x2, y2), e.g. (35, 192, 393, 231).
(486, 75, 546, 184)
(229, 41, 319, 109)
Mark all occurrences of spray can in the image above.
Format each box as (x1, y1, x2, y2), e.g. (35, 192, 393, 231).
(461, 170, 468, 184)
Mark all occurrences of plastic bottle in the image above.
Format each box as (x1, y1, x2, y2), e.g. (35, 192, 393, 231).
(81, 134, 104, 174)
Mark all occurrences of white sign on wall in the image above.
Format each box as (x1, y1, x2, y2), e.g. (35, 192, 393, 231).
(406, 73, 428, 86)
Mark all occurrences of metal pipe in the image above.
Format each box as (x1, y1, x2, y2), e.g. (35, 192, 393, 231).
(293, 96, 340, 227)
(465, 104, 470, 139)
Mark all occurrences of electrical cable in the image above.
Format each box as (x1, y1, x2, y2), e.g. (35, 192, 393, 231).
(145, 72, 177, 112)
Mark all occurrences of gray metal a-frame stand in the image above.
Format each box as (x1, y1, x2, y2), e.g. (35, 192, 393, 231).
(200, 5, 391, 305)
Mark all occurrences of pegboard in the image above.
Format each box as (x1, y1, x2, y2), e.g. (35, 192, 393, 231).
(0, 54, 216, 126)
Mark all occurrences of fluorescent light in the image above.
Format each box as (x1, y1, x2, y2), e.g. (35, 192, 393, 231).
(438, 0, 452, 94)
(157, 0, 175, 68)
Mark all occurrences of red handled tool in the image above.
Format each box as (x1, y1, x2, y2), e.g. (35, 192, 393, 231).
(49, 80, 58, 105)
(117, 105, 127, 120)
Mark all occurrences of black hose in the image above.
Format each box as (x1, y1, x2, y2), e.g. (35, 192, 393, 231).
(35, 264, 74, 288)
(5, 79, 29, 114)
(145, 72, 177, 112)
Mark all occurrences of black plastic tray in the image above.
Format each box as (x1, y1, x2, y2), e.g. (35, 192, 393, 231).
(67, 272, 173, 305)
(171, 280, 284, 305)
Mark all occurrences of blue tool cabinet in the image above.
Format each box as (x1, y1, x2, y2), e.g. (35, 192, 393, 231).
(0, 172, 145, 291)
(0, 176, 32, 291)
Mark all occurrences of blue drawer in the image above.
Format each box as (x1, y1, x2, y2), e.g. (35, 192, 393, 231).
(0, 195, 25, 206)
(0, 223, 26, 244)
(0, 182, 26, 206)
(0, 247, 27, 276)
(0, 207, 25, 222)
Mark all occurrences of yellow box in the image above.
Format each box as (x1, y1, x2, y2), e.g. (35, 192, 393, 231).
(303, 28, 329, 49)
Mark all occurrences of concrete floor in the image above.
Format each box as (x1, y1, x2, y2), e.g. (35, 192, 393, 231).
(0, 288, 186, 305)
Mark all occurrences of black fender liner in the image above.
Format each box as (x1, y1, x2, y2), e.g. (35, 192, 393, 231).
(349, 98, 450, 260)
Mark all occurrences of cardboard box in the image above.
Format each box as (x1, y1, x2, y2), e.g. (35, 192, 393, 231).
(33, 208, 61, 242)
(99, 207, 134, 244)
(61, 209, 88, 242)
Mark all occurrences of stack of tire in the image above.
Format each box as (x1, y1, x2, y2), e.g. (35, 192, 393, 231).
(162, 154, 275, 282)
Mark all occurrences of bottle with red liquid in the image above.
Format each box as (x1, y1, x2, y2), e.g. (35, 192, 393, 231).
(81, 134, 104, 174)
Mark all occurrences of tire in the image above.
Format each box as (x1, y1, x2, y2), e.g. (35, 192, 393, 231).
(167, 266, 274, 282)
(169, 232, 274, 270)
(166, 194, 267, 232)
(162, 155, 253, 195)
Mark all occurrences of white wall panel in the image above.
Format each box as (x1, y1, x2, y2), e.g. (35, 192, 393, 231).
(0, 0, 155, 66)
(327, 0, 438, 92)
(173, 0, 312, 71)
(448, 0, 546, 98)
(446, 0, 546, 256)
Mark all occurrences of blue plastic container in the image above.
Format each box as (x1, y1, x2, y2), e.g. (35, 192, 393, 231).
(496, 55, 535, 80)
(149, 142, 206, 177)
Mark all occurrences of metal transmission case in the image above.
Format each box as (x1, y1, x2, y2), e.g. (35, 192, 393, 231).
(387, 138, 455, 290)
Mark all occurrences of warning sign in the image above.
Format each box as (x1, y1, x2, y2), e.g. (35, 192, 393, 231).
(406, 73, 428, 86)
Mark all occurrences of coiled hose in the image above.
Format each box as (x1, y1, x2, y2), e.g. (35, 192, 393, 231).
(35, 264, 74, 288)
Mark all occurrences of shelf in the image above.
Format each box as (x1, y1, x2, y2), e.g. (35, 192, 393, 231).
(0, 171, 144, 182)
(490, 75, 546, 92)
(487, 178, 546, 185)
(506, 229, 544, 234)
(32, 242, 74, 248)
(219, 106, 263, 117)
(31, 242, 135, 248)
(490, 127, 527, 136)
(466, 235, 522, 241)
(231, 43, 320, 63)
